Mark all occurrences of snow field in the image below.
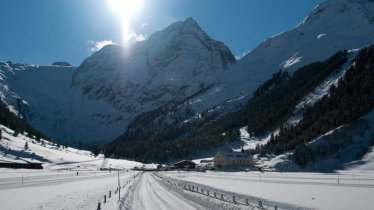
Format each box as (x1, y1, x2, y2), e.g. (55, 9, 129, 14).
(0, 124, 142, 171)
(0, 123, 144, 209)
(122, 172, 257, 210)
(154, 172, 304, 210)
(0, 169, 140, 210)
(162, 170, 374, 210)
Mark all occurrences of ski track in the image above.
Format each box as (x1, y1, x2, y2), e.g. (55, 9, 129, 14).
(130, 172, 199, 210)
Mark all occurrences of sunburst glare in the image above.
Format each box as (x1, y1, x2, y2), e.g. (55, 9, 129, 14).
(108, 0, 144, 44)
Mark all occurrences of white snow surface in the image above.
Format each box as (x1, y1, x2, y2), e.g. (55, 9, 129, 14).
(1, 122, 374, 210)
(2, 0, 374, 146)
(0, 124, 141, 170)
(0, 169, 141, 210)
(0, 62, 128, 145)
(163, 170, 374, 210)
(187, 0, 374, 115)
(0, 17, 236, 145)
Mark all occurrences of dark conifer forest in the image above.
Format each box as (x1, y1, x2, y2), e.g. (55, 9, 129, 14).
(107, 50, 350, 162)
(0, 101, 47, 141)
(261, 45, 374, 167)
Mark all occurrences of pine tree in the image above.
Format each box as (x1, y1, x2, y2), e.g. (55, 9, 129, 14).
(13, 130, 19, 137)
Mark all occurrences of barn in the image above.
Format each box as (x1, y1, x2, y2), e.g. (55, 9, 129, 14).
(0, 160, 43, 169)
(173, 160, 197, 169)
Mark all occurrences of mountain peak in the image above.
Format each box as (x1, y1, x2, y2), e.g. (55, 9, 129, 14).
(147, 17, 207, 43)
(304, 0, 374, 25)
(183, 17, 200, 27)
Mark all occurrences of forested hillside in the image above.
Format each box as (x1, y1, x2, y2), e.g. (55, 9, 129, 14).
(259, 45, 374, 167)
(0, 101, 47, 140)
(106, 51, 348, 162)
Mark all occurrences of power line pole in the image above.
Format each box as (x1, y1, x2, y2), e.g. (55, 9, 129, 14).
(118, 170, 121, 202)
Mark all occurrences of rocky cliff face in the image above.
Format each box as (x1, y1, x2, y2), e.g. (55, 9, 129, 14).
(0, 18, 236, 145)
(2, 0, 374, 147)
(110, 0, 374, 155)
(72, 17, 236, 114)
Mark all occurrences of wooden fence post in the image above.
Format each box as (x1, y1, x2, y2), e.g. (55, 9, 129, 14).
(259, 200, 263, 208)
(97, 201, 101, 209)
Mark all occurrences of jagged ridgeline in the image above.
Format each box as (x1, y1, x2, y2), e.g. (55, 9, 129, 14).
(106, 50, 348, 162)
(261, 45, 374, 167)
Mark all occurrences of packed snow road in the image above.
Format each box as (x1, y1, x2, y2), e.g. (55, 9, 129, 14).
(129, 172, 201, 210)
(121, 172, 265, 210)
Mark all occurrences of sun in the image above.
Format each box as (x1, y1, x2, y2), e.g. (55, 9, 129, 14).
(108, 0, 143, 19)
(108, 0, 144, 44)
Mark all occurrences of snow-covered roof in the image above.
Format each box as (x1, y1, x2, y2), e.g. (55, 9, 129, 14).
(217, 151, 251, 160)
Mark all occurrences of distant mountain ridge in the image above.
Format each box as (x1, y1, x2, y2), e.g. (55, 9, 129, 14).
(0, 18, 236, 145)
(106, 0, 374, 161)
(1, 0, 374, 152)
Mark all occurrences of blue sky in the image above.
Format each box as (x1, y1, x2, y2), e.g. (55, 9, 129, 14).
(0, 0, 323, 66)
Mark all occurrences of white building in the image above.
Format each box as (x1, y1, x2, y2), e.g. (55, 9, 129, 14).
(214, 151, 253, 168)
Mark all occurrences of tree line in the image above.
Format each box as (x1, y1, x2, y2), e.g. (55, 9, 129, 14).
(0, 100, 47, 141)
(105, 50, 348, 162)
(260, 45, 374, 167)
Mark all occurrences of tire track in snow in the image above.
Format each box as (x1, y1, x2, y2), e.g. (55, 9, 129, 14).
(129, 172, 200, 210)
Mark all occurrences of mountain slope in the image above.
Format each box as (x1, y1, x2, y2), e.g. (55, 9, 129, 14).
(106, 0, 374, 161)
(2, 0, 374, 151)
(72, 17, 235, 113)
(106, 50, 350, 162)
(260, 45, 374, 168)
(0, 62, 124, 146)
(190, 0, 374, 113)
(0, 18, 236, 145)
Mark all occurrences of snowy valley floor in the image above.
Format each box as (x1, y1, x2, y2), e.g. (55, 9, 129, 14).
(160, 170, 374, 210)
(0, 169, 140, 210)
(1, 168, 374, 210)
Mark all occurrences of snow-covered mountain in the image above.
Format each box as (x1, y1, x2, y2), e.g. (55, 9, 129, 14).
(0, 62, 129, 145)
(112, 0, 374, 147)
(0, 18, 235, 145)
(72, 17, 235, 113)
(1, 0, 374, 148)
(186, 0, 374, 113)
